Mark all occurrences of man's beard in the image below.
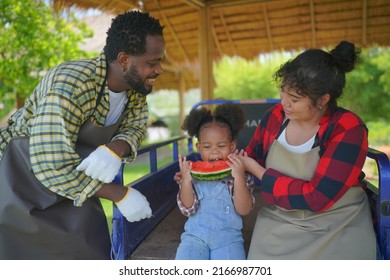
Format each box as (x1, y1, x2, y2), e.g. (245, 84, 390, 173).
(125, 64, 153, 96)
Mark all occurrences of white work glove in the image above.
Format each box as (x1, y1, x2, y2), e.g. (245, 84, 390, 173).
(115, 187, 152, 222)
(76, 144, 122, 183)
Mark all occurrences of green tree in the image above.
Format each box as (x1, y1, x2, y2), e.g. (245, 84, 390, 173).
(213, 48, 390, 123)
(213, 54, 287, 100)
(340, 47, 390, 122)
(0, 0, 93, 107)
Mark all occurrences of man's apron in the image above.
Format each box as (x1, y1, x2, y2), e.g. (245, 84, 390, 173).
(247, 141, 377, 260)
(0, 115, 123, 260)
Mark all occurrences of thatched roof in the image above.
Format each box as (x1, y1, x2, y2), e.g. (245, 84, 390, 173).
(54, 0, 390, 98)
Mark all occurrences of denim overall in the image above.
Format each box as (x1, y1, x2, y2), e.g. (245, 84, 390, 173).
(175, 177, 246, 260)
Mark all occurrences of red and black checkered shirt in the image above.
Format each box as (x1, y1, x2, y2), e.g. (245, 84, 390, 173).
(246, 103, 368, 212)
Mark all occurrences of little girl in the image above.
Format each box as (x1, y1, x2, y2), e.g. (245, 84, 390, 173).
(175, 103, 255, 260)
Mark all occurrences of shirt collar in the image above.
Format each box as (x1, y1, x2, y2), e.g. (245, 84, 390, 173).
(95, 51, 108, 97)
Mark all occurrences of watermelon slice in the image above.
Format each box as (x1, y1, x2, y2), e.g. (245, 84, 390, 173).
(190, 160, 232, 181)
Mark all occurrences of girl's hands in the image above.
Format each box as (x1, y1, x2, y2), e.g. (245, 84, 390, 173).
(175, 153, 192, 184)
(176, 154, 195, 208)
(173, 171, 182, 185)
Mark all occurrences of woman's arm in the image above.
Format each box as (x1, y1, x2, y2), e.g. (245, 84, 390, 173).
(228, 155, 255, 215)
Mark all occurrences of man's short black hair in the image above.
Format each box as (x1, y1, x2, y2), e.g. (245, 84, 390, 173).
(104, 11, 164, 63)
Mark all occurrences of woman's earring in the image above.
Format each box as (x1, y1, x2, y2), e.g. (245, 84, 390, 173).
(319, 106, 323, 110)
(122, 66, 127, 72)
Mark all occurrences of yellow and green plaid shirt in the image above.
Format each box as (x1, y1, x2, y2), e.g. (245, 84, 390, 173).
(0, 52, 148, 206)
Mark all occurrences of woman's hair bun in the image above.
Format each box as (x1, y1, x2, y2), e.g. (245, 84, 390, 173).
(330, 40, 361, 73)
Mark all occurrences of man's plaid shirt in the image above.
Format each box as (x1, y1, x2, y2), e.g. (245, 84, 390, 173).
(246, 103, 368, 212)
(0, 52, 148, 206)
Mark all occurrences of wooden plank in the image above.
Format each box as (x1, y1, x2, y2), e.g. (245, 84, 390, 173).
(263, 4, 274, 50)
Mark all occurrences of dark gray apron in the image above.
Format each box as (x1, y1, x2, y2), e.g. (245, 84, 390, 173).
(0, 104, 125, 260)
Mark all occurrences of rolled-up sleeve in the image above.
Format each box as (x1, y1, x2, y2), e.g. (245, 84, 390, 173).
(177, 187, 199, 217)
(112, 92, 148, 162)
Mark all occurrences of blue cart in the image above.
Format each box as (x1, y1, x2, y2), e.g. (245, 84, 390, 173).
(111, 99, 390, 260)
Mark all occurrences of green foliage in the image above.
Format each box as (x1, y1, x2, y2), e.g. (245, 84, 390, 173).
(0, 0, 93, 100)
(213, 48, 390, 124)
(366, 121, 390, 146)
(212, 48, 390, 145)
(213, 53, 291, 100)
(147, 89, 201, 136)
(340, 47, 390, 122)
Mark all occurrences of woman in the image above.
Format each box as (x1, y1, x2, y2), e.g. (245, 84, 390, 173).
(231, 41, 376, 259)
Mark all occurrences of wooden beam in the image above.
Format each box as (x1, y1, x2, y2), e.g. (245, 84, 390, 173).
(151, 0, 190, 63)
(211, 22, 223, 56)
(178, 71, 186, 136)
(182, 0, 205, 9)
(147, 3, 192, 14)
(199, 5, 214, 100)
(309, 0, 317, 48)
(162, 63, 178, 73)
(208, 0, 284, 8)
(114, 0, 138, 9)
(362, 0, 367, 46)
(219, 11, 237, 55)
(262, 4, 273, 51)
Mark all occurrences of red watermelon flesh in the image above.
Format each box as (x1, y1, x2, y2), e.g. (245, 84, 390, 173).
(190, 160, 232, 181)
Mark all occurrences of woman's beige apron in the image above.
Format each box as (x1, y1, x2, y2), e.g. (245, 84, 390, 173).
(247, 141, 377, 260)
(0, 116, 123, 260)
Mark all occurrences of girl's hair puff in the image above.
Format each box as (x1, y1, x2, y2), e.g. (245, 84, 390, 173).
(182, 103, 246, 141)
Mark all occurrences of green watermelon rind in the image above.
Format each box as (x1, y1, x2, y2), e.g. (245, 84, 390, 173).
(191, 169, 232, 181)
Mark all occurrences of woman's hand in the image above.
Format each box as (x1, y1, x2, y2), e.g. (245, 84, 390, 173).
(227, 154, 246, 179)
(232, 149, 246, 156)
(228, 152, 253, 216)
(228, 153, 266, 181)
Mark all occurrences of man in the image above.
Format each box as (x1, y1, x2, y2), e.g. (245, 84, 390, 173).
(0, 11, 165, 259)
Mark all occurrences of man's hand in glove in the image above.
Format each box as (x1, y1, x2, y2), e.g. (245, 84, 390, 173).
(115, 187, 152, 222)
(76, 144, 122, 183)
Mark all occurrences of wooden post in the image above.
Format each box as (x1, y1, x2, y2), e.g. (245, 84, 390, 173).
(178, 71, 186, 135)
(198, 5, 214, 101)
